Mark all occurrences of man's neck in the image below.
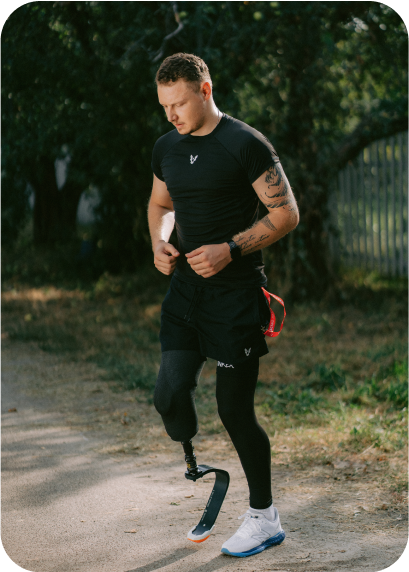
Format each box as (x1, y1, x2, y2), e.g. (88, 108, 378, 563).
(190, 105, 221, 137)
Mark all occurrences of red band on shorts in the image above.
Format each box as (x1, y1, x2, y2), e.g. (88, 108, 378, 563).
(261, 287, 286, 338)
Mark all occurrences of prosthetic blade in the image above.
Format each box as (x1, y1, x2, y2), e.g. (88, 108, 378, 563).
(185, 464, 230, 542)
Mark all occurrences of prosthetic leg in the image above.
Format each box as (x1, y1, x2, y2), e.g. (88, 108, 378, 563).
(182, 440, 230, 543)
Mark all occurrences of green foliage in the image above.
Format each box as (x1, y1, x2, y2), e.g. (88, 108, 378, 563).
(266, 384, 325, 415)
(343, 406, 408, 453)
(7, 322, 80, 352)
(263, 362, 347, 417)
(351, 360, 408, 409)
(94, 354, 158, 392)
(305, 363, 347, 391)
(1, 224, 102, 287)
(265, 357, 407, 417)
(2, 2, 407, 296)
(347, 424, 383, 451)
(2, 1, 167, 256)
(1, 169, 29, 246)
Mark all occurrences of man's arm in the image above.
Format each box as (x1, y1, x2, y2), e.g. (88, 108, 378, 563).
(148, 174, 180, 275)
(233, 162, 299, 255)
(186, 162, 299, 278)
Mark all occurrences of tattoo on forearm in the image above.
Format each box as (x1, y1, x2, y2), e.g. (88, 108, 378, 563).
(232, 163, 298, 257)
(253, 234, 269, 245)
(235, 233, 255, 245)
(238, 233, 270, 254)
(261, 216, 277, 231)
(236, 237, 255, 251)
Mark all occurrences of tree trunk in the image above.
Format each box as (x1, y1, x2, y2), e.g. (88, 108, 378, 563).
(272, 25, 335, 300)
(29, 155, 82, 245)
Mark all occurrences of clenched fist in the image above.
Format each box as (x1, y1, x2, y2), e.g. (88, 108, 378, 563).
(185, 243, 232, 278)
(154, 241, 180, 275)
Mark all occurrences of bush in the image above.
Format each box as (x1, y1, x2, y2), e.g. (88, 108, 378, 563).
(1, 172, 30, 247)
(266, 385, 324, 415)
(305, 363, 346, 391)
(351, 360, 408, 409)
(94, 354, 158, 392)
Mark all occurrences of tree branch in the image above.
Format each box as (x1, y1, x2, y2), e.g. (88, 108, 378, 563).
(116, 38, 145, 65)
(152, 2, 184, 63)
(320, 104, 408, 178)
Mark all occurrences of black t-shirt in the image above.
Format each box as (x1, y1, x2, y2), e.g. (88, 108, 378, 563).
(151, 113, 280, 287)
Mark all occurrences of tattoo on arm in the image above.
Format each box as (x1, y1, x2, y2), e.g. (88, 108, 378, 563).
(265, 200, 292, 209)
(235, 237, 255, 252)
(260, 216, 277, 231)
(266, 188, 288, 199)
(238, 233, 270, 254)
(265, 163, 283, 190)
(261, 163, 297, 211)
(231, 163, 298, 258)
(235, 233, 255, 245)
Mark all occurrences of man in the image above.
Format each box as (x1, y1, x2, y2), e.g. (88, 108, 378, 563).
(148, 53, 298, 558)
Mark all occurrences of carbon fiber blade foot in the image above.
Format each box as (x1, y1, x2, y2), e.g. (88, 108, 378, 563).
(185, 464, 230, 542)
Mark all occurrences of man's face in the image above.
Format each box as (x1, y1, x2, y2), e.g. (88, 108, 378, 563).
(157, 79, 208, 135)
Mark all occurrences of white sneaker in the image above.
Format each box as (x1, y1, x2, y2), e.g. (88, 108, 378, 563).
(221, 507, 285, 557)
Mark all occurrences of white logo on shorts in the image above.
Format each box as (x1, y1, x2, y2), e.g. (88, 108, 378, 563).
(244, 348, 251, 356)
(190, 155, 198, 164)
(218, 361, 234, 368)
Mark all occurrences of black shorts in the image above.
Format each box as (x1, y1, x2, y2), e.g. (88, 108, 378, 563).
(160, 276, 271, 364)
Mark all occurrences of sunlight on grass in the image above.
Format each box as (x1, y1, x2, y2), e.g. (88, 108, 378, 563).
(2, 265, 408, 498)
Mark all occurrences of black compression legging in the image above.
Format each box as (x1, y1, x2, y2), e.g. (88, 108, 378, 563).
(154, 350, 272, 509)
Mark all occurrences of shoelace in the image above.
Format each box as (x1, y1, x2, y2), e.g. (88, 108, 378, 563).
(236, 513, 263, 537)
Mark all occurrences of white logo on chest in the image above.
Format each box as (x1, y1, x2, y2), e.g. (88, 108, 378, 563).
(244, 348, 251, 356)
(190, 155, 198, 164)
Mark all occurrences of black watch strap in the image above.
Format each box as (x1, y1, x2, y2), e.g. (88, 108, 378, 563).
(227, 240, 241, 261)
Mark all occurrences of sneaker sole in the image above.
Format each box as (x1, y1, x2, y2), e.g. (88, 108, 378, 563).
(221, 530, 285, 557)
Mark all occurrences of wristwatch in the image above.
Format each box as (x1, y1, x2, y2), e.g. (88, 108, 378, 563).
(227, 240, 241, 261)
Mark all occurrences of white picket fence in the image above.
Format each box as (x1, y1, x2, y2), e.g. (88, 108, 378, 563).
(329, 132, 408, 276)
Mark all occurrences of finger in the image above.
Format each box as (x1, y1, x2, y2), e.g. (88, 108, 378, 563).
(156, 260, 175, 271)
(189, 262, 212, 274)
(185, 247, 205, 258)
(186, 253, 206, 265)
(192, 267, 215, 277)
(164, 244, 180, 256)
(155, 265, 173, 275)
(155, 260, 175, 272)
(157, 254, 178, 266)
(156, 253, 176, 263)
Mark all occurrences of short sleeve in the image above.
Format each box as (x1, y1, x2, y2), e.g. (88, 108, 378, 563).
(151, 141, 165, 182)
(240, 132, 280, 184)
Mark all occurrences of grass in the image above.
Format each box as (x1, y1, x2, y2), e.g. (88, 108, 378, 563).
(1, 246, 408, 498)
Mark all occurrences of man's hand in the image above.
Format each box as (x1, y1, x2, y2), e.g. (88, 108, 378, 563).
(185, 243, 231, 278)
(154, 241, 180, 275)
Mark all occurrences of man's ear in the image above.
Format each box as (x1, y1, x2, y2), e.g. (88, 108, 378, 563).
(201, 81, 212, 101)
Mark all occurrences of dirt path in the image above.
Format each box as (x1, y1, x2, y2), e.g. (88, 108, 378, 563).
(2, 341, 408, 572)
